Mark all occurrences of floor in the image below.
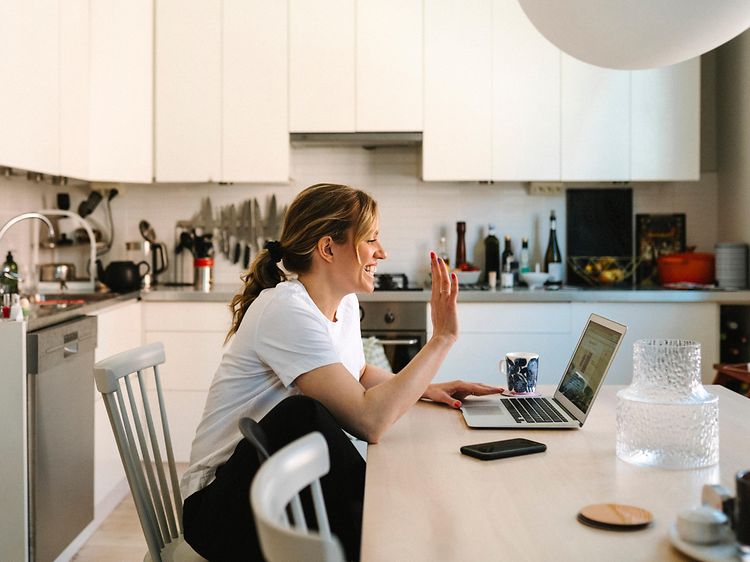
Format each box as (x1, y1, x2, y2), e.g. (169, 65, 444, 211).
(73, 463, 187, 561)
(72, 495, 146, 561)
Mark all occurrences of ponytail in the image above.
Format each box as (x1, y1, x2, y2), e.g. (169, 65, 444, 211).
(226, 247, 285, 342)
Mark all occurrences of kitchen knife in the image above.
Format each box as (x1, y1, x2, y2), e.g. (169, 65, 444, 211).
(228, 204, 238, 263)
(219, 206, 229, 258)
(265, 194, 278, 240)
(253, 197, 263, 252)
(243, 200, 253, 269)
(236, 200, 249, 266)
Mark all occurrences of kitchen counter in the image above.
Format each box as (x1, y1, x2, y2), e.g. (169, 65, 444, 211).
(25, 291, 139, 332)
(141, 283, 750, 304)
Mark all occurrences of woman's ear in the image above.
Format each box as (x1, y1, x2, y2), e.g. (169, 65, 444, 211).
(317, 236, 335, 263)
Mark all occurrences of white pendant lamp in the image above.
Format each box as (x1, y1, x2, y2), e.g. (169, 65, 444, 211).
(518, 0, 750, 69)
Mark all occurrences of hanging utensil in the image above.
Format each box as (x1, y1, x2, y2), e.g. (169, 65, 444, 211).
(264, 194, 278, 240)
(227, 204, 239, 264)
(139, 220, 157, 243)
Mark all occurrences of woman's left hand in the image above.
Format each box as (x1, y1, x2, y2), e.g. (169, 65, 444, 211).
(422, 380, 504, 409)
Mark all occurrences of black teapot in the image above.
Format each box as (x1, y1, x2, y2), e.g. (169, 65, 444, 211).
(97, 260, 150, 293)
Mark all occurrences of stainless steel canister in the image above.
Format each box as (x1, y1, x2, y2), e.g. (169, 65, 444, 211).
(193, 257, 213, 292)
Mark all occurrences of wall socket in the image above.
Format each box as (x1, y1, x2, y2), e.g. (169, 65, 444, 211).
(528, 182, 564, 195)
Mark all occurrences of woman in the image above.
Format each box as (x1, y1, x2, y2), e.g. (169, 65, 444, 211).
(181, 183, 501, 561)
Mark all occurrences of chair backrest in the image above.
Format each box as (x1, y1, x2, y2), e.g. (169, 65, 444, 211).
(250, 432, 345, 562)
(94, 342, 183, 562)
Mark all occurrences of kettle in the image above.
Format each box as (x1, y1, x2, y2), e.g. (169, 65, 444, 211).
(97, 260, 150, 293)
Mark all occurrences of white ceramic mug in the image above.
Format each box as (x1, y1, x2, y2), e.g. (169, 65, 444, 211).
(499, 352, 539, 394)
(676, 506, 730, 545)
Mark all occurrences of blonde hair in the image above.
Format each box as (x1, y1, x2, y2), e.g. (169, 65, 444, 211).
(226, 183, 378, 341)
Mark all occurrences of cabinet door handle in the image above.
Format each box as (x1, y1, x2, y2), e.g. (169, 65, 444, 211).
(376, 339, 418, 346)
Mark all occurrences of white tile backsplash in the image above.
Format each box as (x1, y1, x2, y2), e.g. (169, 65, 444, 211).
(0, 146, 718, 292)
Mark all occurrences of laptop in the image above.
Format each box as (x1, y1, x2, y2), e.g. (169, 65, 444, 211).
(461, 313, 627, 429)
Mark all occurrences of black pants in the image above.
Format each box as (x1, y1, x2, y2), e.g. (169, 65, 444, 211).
(183, 395, 366, 561)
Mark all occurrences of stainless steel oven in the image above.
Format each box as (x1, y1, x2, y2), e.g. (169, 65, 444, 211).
(359, 301, 426, 372)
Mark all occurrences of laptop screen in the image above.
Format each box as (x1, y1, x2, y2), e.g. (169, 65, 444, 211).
(557, 319, 622, 414)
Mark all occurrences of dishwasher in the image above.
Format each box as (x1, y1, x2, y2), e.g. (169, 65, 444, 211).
(27, 316, 97, 562)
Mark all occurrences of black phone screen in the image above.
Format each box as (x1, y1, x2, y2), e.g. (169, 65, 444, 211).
(460, 438, 546, 461)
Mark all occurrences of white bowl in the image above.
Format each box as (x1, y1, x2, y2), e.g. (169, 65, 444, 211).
(521, 271, 550, 289)
(453, 270, 481, 285)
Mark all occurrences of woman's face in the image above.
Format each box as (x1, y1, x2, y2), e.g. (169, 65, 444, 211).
(332, 222, 387, 294)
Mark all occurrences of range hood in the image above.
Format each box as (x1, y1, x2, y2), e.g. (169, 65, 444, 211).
(290, 132, 422, 148)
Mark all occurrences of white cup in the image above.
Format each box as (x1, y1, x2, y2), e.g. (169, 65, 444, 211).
(676, 506, 730, 545)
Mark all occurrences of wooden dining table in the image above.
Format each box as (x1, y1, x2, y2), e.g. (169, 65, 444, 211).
(360, 385, 750, 561)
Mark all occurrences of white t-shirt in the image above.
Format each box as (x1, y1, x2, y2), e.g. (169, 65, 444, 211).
(180, 279, 365, 500)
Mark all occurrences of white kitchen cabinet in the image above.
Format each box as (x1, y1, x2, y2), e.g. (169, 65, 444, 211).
(86, 0, 153, 183)
(561, 54, 631, 181)
(423, 0, 493, 181)
(91, 301, 143, 518)
(492, 0, 560, 181)
(356, 0, 423, 132)
(570, 302, 719, 385)
(223, 0, 289, 182)
(429, 303, 572, 385)
(631, 58, 701, 181)
(143, 302, 231, 461)
(289, 0, 356, 133)
(155, 0, 221, 182)
(0, 0, 59, 176)
(156, 0, 288, 183)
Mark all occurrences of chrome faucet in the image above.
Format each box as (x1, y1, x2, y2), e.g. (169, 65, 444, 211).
(0, 212, 56, 248)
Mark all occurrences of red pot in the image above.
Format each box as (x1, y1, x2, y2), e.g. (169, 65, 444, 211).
(657, 252, 715, 285)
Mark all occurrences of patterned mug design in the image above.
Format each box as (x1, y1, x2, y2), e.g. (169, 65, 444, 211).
(500, 353, 539, 394)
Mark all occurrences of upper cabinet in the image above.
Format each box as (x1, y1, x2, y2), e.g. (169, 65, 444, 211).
(631, 59, 700, 181)
(0, 0, 701, 184)
(492, 0, 560, 181)
(289, 0, 356, 132)
(289, 0, 423, 133)
(156, 0, 288, 183)
(423, 0, 493, 181)
(423, 0, 700, 182)
(356, 0, 423, 131)
(155, 0, 221, 183)
(561, 54, 631, 181)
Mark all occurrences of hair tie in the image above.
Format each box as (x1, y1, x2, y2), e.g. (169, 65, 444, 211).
(264, 240, 284, 263)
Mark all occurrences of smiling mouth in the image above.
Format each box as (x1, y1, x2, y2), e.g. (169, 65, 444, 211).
(364, 264, 377, 277)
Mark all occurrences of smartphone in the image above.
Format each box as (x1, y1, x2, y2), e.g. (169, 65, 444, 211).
(460, 438, 546, 461)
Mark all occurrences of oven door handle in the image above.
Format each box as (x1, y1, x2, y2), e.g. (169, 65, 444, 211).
(374, 338, 419, 346)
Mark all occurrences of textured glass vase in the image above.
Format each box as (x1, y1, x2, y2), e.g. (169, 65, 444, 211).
(616, 339, 719, 469)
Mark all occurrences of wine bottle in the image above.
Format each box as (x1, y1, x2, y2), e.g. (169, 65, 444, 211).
(544, 210, 563, 287)
(501, 236, 513, 269)
(455, 222, 467, 267)
(483, 225, 500, 283)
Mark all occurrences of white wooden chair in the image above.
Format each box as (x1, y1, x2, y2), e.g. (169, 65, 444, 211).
(250, 431, 345, 562)
(94, 342, 206, 562)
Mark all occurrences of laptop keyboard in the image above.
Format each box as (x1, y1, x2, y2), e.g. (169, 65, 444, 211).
(500, 397, 568, 424)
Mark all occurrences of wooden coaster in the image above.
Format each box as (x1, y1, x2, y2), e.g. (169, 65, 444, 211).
(577, 504, 653, 531)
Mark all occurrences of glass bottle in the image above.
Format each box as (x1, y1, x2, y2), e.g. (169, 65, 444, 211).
(501, 236, 513, 270)
(544, 211, 563, 287)
(483, 225, 499, 283)
(438, 236, 450, 267)
(520, 238, 530, 274)
(455, 222, 467, 268)
(2, 251, 19, 294)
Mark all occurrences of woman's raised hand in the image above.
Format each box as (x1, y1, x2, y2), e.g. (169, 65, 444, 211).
(429, 251, 458, 342)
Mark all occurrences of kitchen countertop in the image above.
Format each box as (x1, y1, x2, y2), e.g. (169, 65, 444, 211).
(141, 283, 750, 304)
(17, 283, 750, 332)
(24, 291, 140, 332)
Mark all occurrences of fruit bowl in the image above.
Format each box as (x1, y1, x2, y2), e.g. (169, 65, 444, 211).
(521, 271, 550, 289)
(567, 256, 639, 286)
